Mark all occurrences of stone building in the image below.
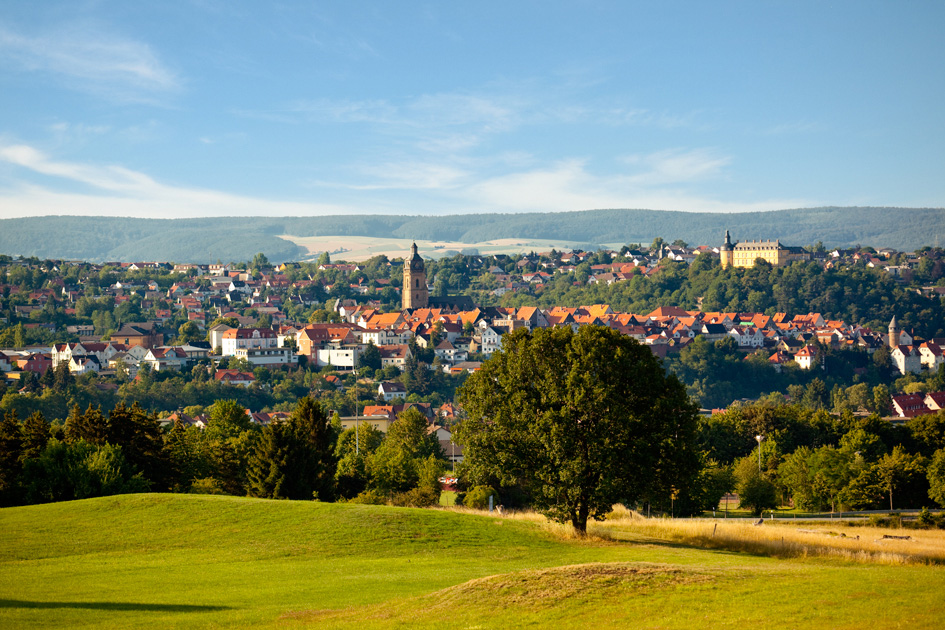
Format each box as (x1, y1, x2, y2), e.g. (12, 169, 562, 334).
(720, 231, 811, 269)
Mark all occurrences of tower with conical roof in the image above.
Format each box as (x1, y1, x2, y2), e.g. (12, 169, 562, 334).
(403, 242, 428, 310)
(720, 230, 735, 269)
(888, 315, 900, 348)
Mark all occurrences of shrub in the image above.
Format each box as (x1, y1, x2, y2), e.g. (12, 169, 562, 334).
(348, 489, 386, 505)
(391, 486, 439, 507)
(868, 513, 901, 528)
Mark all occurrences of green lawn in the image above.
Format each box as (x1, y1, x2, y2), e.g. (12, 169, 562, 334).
(1, 494, 943, 629)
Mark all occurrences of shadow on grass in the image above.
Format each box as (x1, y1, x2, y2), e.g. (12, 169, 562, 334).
(0, 599, 232, 612)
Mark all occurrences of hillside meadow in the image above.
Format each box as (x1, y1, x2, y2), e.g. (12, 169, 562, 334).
(1, 494, 944, 629)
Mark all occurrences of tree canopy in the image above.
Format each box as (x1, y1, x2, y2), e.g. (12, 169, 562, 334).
(456, 325, 700, 534)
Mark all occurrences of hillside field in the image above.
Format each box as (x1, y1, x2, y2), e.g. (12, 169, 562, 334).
(280, 235, 602, 262)
(1, 494, 944, 629)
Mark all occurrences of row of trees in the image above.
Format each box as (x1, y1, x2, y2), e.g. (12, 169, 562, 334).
(700, 401, 945, 515)
(0, 397, 445, 508)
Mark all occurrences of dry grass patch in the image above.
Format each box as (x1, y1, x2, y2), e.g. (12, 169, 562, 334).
(447, 505, 945, 565)
(597, 508, 945, 565)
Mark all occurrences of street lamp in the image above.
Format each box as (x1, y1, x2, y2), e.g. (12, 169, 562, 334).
(755, 435, 764, 472)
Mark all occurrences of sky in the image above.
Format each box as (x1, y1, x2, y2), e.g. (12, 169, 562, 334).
(0, 1, 943, 220)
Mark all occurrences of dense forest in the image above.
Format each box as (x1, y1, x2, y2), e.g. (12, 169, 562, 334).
(1, 206, 943, 262)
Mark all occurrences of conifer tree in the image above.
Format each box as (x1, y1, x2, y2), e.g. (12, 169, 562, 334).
(0, 411, 24, 505)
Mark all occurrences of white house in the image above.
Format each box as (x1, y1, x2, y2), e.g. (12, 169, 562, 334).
(891, 345, 922, 375)
(378, 381, 407, 402)
(221, 327, 296, 367)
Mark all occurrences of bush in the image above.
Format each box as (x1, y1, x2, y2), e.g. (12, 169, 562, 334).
(868, 513, 902, 528)
(464, 485, 498, 510)
(348, 489, 386, 505)
(391, 486, 439, 507)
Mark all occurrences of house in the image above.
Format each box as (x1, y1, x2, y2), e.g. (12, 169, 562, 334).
(794, 345, 820, 370)
(924, 391, 945, 412)
(891, 393, 933, 418)
(700, 323, 728, 341)
(112, 322, 163, 349)
(379, 345, 412, 371)
(434, 339, 468, 365)
(433, 424, 464, 465)
(891, 346, 922, 375)
(69, 355, 101, 374)
(222, 327, 296, 367)
(215, 369, 256, 387)
(919, 342, 944, 371)
(768, 350, 793, 373)
(142, 347, 188, 371)
(728, 326, 765, 349)
(378, 381, 407, 402)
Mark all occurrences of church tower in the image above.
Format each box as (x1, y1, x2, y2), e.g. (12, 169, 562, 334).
(720, 230, 735, 269)
(402, 242, 428, 310)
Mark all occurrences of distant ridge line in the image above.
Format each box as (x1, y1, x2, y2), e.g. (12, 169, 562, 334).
(0, 206, 941, 263)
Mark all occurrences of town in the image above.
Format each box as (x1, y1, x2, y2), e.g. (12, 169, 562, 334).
(1, 235, 944, 426)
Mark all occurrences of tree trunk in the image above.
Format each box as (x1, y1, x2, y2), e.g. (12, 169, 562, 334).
(572, 502, 589, 537)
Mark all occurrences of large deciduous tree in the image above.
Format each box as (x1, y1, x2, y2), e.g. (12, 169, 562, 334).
(456, 325, 700, 534)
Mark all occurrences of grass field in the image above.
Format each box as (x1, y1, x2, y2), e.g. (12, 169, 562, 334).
(279, 235, 602, 262)
(2, 494, 944, 629)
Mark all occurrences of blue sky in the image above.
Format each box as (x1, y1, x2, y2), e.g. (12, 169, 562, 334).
(0, 1, 942, 219)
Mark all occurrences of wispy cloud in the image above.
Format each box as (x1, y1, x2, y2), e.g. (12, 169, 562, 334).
(0, 143, 350, 218)
(466, 157, 808, 214)
(622, 148, 731, 186)
(238, 87, 699, 158)
(0, 23, 179, 102)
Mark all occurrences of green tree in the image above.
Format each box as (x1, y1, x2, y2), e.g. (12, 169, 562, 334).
(871, 384, 892, 416)
(369, 407, 442, 497)
(20, 439, 149, 504)
(874, 446, 926, 510)
(733, 456, 778, 516)
(927, 448, 945, 508)
(456, 325, 700, 534)
(204, 400, 257, 495)
(247, 396, 335, 500)
(0, 412, 24, 505)
(359, 342, 382, 371)
(334, 422, 384, 499)
(176, 321, 203, 344)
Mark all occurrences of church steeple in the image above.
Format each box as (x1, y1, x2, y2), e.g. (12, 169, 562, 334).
(402, 242, 428, 310)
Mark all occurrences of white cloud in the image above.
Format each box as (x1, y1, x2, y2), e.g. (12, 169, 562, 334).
(0, 23, 179, 101)
(0, 142, 809, 220)
(347, 161, 469, 191)
(622, 148, 731, 186)
(467, 158, 808, 214)
(0, 143, 352, 218)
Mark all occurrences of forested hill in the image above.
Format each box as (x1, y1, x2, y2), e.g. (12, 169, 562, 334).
(0, 206, 942, 263)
